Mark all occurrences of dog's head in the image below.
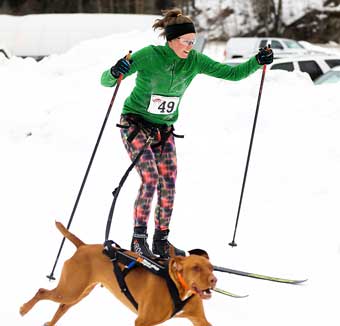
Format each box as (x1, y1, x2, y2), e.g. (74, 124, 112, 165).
(169, 254, 217, 300)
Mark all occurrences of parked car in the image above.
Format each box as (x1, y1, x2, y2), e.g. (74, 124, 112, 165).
(269, 55, 340, 81)
(225, 55, 340, 81)
(224, 37, 308, 59)
(314, 66, 340, 85)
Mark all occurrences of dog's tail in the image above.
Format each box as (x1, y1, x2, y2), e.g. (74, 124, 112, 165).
(55, 221, 85, 248)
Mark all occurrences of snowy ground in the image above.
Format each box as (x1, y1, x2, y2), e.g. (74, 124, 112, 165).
(1, 18, 340, 326)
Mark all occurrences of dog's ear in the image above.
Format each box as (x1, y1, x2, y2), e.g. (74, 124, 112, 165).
(171, 256, 185, 272)
(188, 248, 210, 259)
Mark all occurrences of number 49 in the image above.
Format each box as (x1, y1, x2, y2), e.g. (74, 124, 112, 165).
(158, 101, 175, 113)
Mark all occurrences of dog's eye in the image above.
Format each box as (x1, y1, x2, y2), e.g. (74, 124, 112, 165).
(192, 265, 201, 272)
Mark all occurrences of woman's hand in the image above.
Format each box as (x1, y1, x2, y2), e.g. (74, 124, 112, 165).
(256, 46, 274, 65)
(110, 57, 132, 78)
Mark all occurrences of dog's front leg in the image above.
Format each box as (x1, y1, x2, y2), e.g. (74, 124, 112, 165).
(134, 301, 172, 326)
(134, 309, 170, 326)
(176, 311, 211, 326)
(135, 315, 164, 326)
(186, 315, 211, 326)
(176, 298, 211, 326)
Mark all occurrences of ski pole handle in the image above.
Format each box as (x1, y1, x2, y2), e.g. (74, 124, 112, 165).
(125, 50, 132, 61)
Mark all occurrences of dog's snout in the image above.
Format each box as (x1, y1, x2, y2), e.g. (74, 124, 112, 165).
(209, 274, 217, 287)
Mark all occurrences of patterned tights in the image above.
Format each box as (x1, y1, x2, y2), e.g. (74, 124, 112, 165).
(120, 115, 177, 230)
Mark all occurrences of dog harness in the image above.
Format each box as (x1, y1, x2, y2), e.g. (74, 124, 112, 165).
(117, 113, 184, 153)
(103, 241, 194, 316)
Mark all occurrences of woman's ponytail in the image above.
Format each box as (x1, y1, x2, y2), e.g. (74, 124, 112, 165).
(153, 8, 194, 38)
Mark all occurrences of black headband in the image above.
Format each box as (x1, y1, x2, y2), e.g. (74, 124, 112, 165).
(165, 23, 196, 41)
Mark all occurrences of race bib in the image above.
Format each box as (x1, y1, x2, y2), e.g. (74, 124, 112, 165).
(147, 95, 179, 115)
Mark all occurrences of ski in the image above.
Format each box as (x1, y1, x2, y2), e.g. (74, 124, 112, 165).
(213, 265, 307, 284)
(213, 287, 248, 298)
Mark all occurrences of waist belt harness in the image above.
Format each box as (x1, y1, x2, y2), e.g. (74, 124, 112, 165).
(103, 240, 193, 316)
(117, 113, 184, 153)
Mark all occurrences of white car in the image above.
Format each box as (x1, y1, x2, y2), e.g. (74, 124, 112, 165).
(269, 55, 340, 81)
(314, 66, 340, 85)
(224, 37, 308, 59)
(225, 55, 340, 81)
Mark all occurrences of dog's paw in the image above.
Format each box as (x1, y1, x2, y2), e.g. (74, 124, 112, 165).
(19, 304, 28, 316)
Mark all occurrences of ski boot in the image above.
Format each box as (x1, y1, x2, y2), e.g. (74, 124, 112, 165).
(152, 229, 186, 259)
(131, 226, 155, 259)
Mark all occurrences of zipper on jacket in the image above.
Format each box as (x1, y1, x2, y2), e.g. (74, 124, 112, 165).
(169, 61, 176, 91)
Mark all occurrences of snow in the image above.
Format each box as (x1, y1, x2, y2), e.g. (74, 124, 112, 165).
(0, 14, 160, 56)
(1, 14, 340, 326)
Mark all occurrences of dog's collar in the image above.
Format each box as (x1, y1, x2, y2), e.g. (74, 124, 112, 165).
(176, 272, 196, 296)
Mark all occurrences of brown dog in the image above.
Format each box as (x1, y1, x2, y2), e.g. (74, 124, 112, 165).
(20, 222, 217, 326)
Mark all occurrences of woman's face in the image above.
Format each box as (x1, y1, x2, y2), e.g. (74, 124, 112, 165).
(168, 33, 196, 59)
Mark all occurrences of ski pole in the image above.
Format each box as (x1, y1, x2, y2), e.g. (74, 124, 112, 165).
(229, 64, 267, 247)
(104, 133, 155, 243)
(46, 51, 132, 280)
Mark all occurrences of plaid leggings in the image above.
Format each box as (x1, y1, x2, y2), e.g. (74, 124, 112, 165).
(120, 115, 177, 230)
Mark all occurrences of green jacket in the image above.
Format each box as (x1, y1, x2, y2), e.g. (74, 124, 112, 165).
(101, 43, 260, 125)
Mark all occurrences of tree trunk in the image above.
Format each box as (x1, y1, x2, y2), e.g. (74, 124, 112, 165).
(108, 0, 113, 12)
(0, 0, 10, 13)
(135, 0, 144, 14)
(78, 0, 83, 12)
(274, 0, 283, 34)
(96, 0, 102, 13)
(264, 0, 270, 36)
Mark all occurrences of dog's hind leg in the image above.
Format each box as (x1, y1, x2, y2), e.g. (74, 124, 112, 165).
(20, 266, 95, 314)
(20, 284, 82, 316)
(43, 303, 74, 326)
(21, 282, 96, 326)
(20, 288, 54, 316)
(43, 283, 97, 326)
(44, 284, 96, 326)
(20, 286, 78, 316)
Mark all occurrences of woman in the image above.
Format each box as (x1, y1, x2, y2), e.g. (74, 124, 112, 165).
(101, 8, 273, 259)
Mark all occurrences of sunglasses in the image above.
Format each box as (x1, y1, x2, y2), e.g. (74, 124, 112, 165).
(177, 37, 196, 46)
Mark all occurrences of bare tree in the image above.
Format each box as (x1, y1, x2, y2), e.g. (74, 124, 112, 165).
(96, 0, 102, 12)
(77, 0, 83, 12)
(251, 0, 277, 36)
(135, 0, 144, 14)
(0, 0, 11, 12)
(156, 0, 176, 12)
(273, 0, 283, 34)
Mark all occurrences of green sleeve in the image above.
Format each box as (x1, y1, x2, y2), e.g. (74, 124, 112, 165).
(100, 69, 117, 87)
(196, 53, 261, 81)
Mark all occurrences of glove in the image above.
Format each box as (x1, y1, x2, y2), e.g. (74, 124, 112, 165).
(256, 46, 274, 65)
(110, 57, 132, 78)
